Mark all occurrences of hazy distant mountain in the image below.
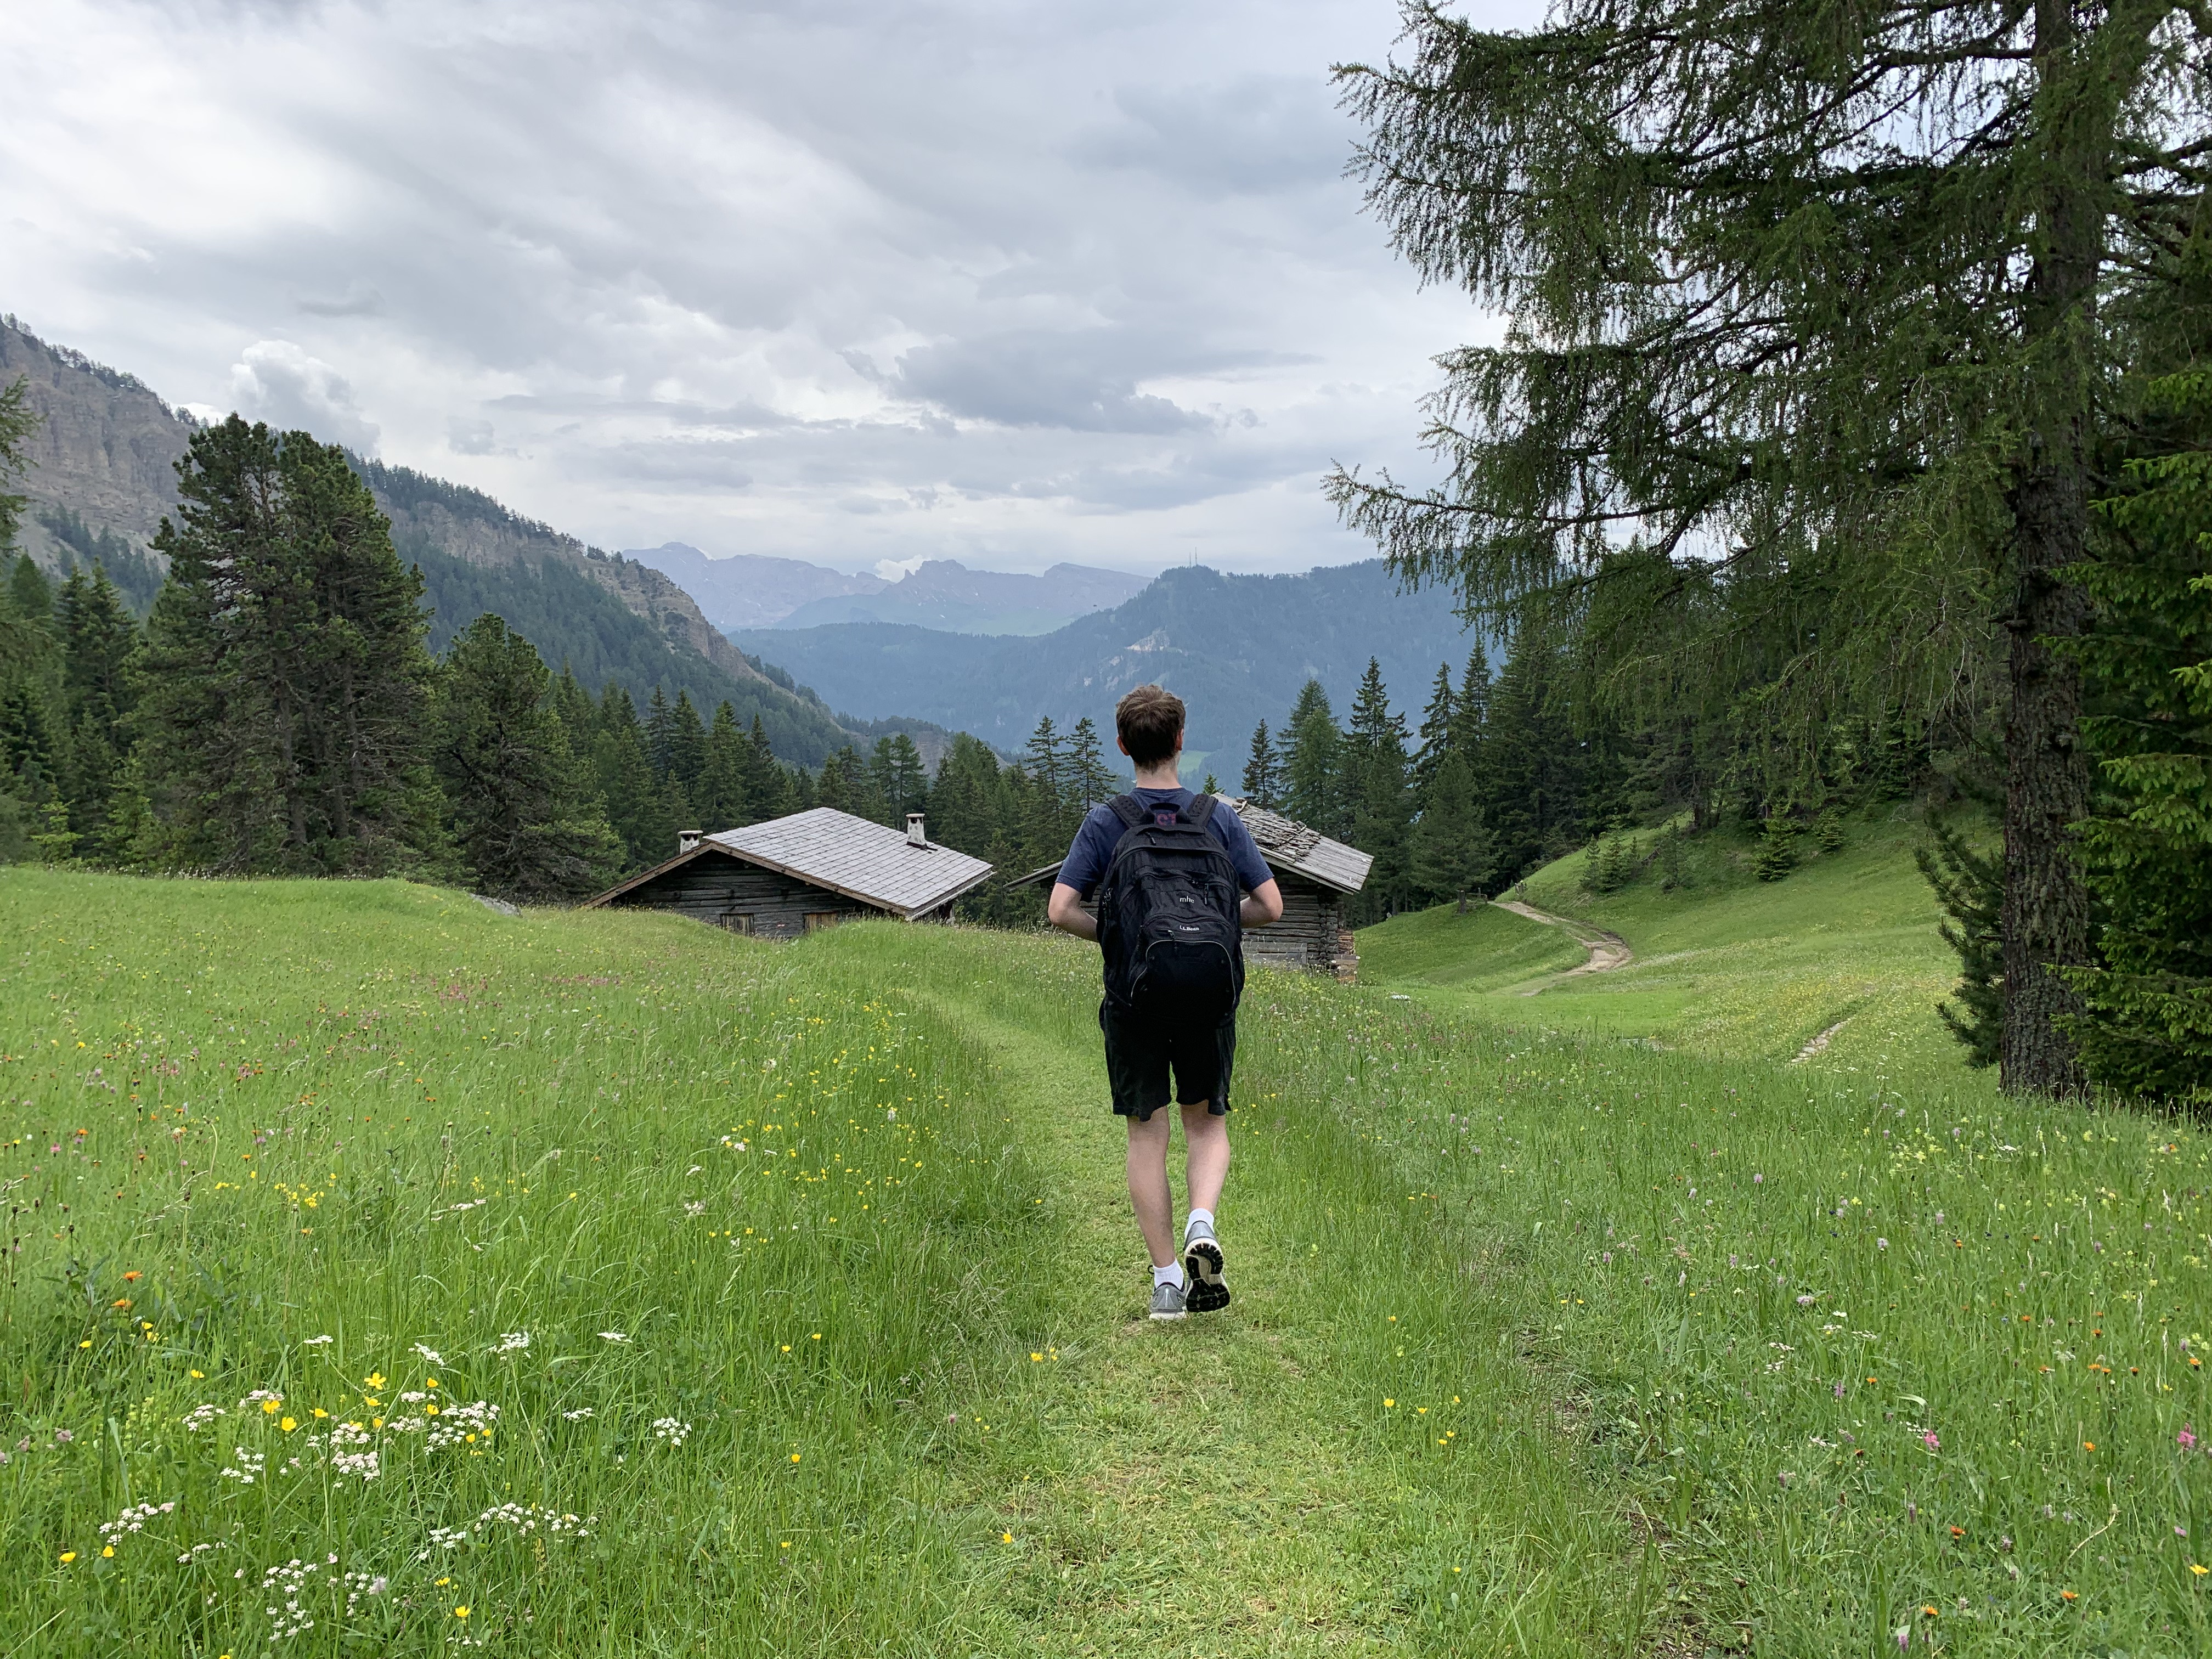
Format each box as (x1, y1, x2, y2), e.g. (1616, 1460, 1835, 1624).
(627, 546, 1148, 635)
(0, 316, 945, 766)
(730, 560, 1482, 772)
(777, 559, 1148, 634)
(624, 543, 885, 630)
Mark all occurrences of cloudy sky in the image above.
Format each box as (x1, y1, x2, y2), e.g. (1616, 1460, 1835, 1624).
(3, 0, 1533, 578)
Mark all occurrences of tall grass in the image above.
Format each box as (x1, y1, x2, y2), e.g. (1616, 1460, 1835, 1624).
(2, 873, 1056, 1656)
(1239, 968, 2212, 1654)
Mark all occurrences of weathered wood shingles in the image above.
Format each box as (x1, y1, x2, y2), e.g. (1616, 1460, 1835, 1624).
(707, 809, 994, 917)
(584, 806, 995, 935)
(1214, 797, 1373, 895)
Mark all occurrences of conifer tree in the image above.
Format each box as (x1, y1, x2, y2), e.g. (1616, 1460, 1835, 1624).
(589, 684, 665, 870)
(8, 555, 53, 625)
(1412, 749, 1492, 909)
(1345, 660, 1413, 917)
(666, 691, 708, 799)
(433, 613, 622, 902)
(1240, 720, 1282, 809)
(1283, 680, 1342, 836)
(1331, 2, 2206, 1091)
(137, 419, 438, 875)
(744, 715, 792, 820)
(1412, 662, 1456, 798)
(55, 563, 137, 845)
(644, 687, 676, 782)
(697, 702, 751, 830)
(1067, 717, 1116, 811)
(924, 733, 1002, 855)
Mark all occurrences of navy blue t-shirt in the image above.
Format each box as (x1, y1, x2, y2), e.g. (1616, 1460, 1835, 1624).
(1057, 789, 1276, 897)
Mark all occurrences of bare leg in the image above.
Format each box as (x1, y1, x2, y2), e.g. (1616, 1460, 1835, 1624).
(1181, 1102, 1230, 1221)
(1125, 1109, 1177, 1267)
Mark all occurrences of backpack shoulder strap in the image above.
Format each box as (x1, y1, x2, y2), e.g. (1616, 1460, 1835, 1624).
(1106, 794, 1147, 830)
(1185, 793, 1220, 831)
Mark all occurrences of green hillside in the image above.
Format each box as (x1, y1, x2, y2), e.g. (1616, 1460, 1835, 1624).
(1361, 809, 1980, 1081)
(4, 869, 2204, 1654)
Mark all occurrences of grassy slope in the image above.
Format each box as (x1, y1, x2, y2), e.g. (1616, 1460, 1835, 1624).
(1361, 809, 1979, 1080)
(9, 864, 2211, 1656)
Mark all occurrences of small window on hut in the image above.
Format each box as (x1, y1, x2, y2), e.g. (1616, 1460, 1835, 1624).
(803, 912, 842, 933)
(720, 913, 756, 934)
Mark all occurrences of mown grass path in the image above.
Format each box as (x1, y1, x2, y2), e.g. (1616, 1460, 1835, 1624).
(854, 930, 1627, 1657)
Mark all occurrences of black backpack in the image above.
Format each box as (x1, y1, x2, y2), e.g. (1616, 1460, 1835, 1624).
(1094, 793, 1245, 1020)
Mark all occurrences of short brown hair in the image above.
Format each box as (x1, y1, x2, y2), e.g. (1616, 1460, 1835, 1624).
(1115, 684, 1185, 767)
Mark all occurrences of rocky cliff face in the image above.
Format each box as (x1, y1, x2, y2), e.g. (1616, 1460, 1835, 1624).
(0, 317, 763, 688)
(0, 317, 194, 566)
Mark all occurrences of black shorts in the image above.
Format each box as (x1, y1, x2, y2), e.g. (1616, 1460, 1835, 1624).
(1099, 1002, 1235, 1121)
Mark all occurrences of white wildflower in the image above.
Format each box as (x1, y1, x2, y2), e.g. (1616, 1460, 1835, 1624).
(650, 1416, 691, 1447)
(598, 1331, 629, 1344)
(412, 1343, 445, 1365)
(493, 1330, 530, 1355)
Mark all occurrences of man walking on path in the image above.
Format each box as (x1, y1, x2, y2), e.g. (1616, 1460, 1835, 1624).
(1048, 685, 1282, 1319)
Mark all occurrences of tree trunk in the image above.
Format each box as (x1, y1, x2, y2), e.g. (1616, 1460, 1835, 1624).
(2000, 0, 2108, 1096)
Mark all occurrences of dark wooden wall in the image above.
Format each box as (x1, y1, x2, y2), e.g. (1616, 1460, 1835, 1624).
(606, 851, 881, 939)
(1242, 874, 1358, 981)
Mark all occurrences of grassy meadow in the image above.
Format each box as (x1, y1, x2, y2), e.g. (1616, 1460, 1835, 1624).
(1361, 810, 1978, 1080)
(4, 830, 2210, 1656)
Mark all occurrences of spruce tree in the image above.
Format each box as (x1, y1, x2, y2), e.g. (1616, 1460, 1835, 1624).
(666, 691, 708, 799)
(744, 715, 792, 821)
(1412, 749, 1492, 909)
(1330, 2, 2204, 1092)
(1067, 717, 1116, 811)
(55, 563, 138, 845)
(1240, 720, 1282, 809)
(1345, 660, 1413, 917)
(1412, 662, 1455, 798)
(590, 684, 665, 870)
(433, 613, 622, 902)
(924, 733, 1001, 855)
(697, 702, 751, 830)
(8, 555, 53, 625)
(1283, 680, 1342, 836)
(2051, 369, 2212, 1099)
(644, 687, 677, 783)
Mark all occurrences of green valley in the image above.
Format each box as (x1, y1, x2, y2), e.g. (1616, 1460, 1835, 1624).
(5, 844, 2207, 1655)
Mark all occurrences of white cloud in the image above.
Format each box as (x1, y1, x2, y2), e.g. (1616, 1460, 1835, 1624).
(0, 0, 1543, 576)
(228, 340, 380, 452)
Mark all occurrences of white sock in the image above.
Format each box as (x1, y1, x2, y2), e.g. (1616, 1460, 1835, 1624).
(1152, 1262, 1186, 1290)
(1185, 1207, 1215, 1239)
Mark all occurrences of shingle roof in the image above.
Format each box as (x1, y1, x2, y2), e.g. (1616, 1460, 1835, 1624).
(1002, 797, 1370, 894)
(1215, 797, 1372, 893)
(585, 807, 995, 918)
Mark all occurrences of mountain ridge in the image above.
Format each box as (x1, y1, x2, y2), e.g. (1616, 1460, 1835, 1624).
(730, 560, 1482, 758)
(0, 317, 950, 766)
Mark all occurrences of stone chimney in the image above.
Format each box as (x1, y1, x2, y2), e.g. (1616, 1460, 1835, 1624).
(678, 828, 703, 853)
(905, 813, 928, 848)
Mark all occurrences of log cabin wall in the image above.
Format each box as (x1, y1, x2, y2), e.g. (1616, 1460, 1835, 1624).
(1240, 874, 1358, 981)
(602, 850, 881, 938)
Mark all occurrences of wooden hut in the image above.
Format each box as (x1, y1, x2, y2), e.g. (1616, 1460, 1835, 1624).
(583, 809, 994, 938)
(1010, 796, 1372, 980)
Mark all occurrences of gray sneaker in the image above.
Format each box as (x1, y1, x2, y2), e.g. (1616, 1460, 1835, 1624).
(1183, 1220, 1229, 1313)
(1149, 1278, 1187, 1320)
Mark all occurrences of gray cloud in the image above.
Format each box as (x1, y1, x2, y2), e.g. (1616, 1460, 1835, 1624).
(0, 0, 1525, 575)
(228, 340, 381, 450)
(892, 330, 1211, 434)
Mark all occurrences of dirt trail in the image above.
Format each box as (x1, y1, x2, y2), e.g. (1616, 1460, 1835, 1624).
(1492, 899, 1633, 994)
